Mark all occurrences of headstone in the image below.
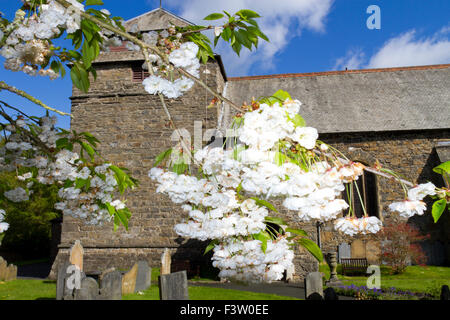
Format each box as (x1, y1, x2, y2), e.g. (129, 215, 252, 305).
(324, 287, 339, 300)
(306, 292, 323, 300)
(285, 264, 294, 282)
(135, 260, 151, 292)
(351, 239, 366, 258)
(74, 277, 100, 300)
(304, 272, 323, 299)
(122, 262, 139, 295)
(161, 248, 171, 275)
(0, 256, 17, 281)
(99, 269, 122, 300)
(440, 285, 450, 300)
(69, 240, 84, 272)
(338, 243, 351, 263)
(57, 261, 86, 300)
(159, 270, 189, 300)
(366, 240, 381, 264)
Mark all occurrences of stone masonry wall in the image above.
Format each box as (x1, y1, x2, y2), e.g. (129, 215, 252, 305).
(317, 130, 450, 265)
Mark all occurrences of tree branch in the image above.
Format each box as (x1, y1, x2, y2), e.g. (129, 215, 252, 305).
(0, 81, 72, 117)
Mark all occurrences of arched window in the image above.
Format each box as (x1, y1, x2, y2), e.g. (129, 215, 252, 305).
(343, 166, 379, 218)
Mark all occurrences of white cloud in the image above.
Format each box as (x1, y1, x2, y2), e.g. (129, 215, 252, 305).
(332, 49, 365, 71)
(367, 29, 450, 68)
(334, 27, 450, 70)
(164, 0, 333, 76)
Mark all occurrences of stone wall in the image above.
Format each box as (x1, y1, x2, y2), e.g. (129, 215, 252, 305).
(317, 130, 450, 265)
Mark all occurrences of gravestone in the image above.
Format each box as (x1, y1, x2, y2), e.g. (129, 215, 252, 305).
(304, 272, 323, 299)
(338, 243, 351, 263)
(56, 261, 86, 300)
(285, 264, 294, 282)
(161, 248, 171, 275)
(159, 270, 189, 300)
(440, 285, 450, 300)
(0, 256, 17, 281)
(135, 260, 151, 292)
(69, 240, 84, 272)
(99, 269, 122, 300)
(122, 262, 139, 295)
(365, 240, 381, 264)
(74, 277, 100, 300)
(351, 239, 366, 258)
(324, 287, 339, 300)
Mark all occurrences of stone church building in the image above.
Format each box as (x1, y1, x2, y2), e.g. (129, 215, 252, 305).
(50, 8, 450, 280)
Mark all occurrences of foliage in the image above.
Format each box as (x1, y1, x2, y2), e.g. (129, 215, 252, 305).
(375, 219, 429, 274)
(0, 169, 59, 258)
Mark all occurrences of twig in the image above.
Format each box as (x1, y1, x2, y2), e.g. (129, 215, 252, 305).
(0, 81, 72, 117)
(313, 149, 415, 187)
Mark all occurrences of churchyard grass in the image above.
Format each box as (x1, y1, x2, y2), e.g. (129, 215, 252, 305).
(321, 264, 450, 298)
(122, 285, 300, 300)
(0, 278, 299, 300)
(0, 279, 56, 300)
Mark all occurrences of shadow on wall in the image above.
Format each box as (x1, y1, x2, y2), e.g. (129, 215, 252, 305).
(172, 238, 219, 280)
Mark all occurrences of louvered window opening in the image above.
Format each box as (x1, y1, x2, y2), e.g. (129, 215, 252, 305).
(343, 169, 379, 218)
(131, 63, 150, 82)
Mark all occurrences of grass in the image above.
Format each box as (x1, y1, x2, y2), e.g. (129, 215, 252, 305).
(0, 279, 56, 300)
(321, 263, 450, 298)
(123, 286, 299, 300)
(0, 269, 298, 300)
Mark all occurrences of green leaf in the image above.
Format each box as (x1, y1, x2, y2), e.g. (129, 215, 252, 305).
(272, 89, 292, 102)
(291, 114, 306, 127)
(204, 239, 219, 255)
(86, 0, 104, 6)
(297, 238, 323, 262)
(81, 141, 96, 159)
(252, 231, 271, 253)
(153, 148, 172, 167)
(285, 228, 308, 237)
(221, 27, 232, 41)
(203, 13, 225, 20)
(432, 199, 447, 223)
(250, 197, 278, 212)
(236, 9, 261, 19)
(274, 151, 286, 166)
(264, 216, 287, 226)
(433, 161, 450, 175)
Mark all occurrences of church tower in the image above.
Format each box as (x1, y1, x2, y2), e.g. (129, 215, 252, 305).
(50, 8, 228, 277)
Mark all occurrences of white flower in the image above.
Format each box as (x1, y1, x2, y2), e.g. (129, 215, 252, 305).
(214, 26, 224, 37)
(407, 182, 436, 201)
(4, 187, 29, 202)
(0, 222, 9, 233)
(290, 127, 318, 149)
(389, 200, 427, 218)
(334, 217, 360, 236)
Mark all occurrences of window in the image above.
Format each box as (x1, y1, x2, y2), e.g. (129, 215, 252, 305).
(343, 168, 379, 218)
(131, 62, 149, 82)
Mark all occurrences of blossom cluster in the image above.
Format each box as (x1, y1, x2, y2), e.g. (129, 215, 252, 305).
(0, 209, 9, 233)
(334, 216, 383, 236)
(212, 238, 294, 283)
(388, 182, 436, 218)
(150, 97, 376, 282)
(142, 42, 199, 99)
(1, 115, 127, 226)
(0, 0, 84, 78)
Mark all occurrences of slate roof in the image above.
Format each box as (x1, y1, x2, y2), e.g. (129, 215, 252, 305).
(225, 64, 450, 133)
(124, 8, 193, 32)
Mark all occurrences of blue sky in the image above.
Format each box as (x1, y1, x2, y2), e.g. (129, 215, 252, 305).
(1, 0, 449, 128)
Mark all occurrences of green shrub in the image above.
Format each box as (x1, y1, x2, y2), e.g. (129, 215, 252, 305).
(0, 170, 60, 259)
